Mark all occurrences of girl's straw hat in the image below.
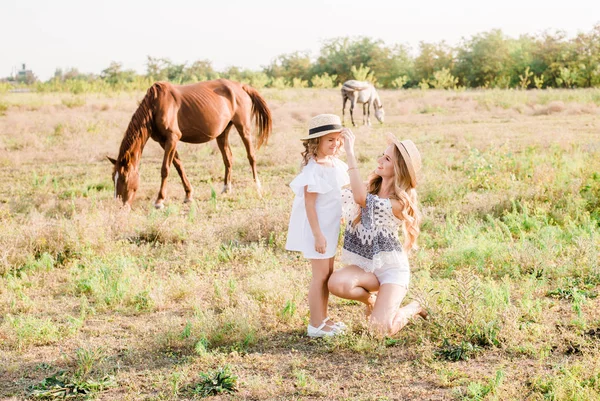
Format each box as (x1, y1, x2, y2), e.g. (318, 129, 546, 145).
(386, 133, 421, 188)
(300, 114, 343, 140)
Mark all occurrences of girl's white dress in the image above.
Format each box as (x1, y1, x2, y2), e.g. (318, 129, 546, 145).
(285, 158, 350, 259)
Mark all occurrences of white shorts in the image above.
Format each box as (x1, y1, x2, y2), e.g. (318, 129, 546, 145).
(373, 263, 410, 288)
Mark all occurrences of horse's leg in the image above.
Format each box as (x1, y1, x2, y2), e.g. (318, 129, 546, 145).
(342, 95, 347, 125)
(367, 101, 371, 126)
(350, 95, 357, 127)
(216, 122, 234, 194)
(156, 135, 180, 208)
(363, 103, 368, 126)
(158, 141, 194, 203)
(233, 120, 262, 197)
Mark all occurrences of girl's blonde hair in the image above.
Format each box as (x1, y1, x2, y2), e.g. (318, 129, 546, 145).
(353, 146, 421, 251)
(300, 136, 342, 166)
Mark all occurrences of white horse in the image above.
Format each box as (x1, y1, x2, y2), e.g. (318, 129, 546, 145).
(341, 80, 384, 126)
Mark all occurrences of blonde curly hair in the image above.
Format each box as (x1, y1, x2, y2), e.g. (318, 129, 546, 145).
(300, 136, 343, 166)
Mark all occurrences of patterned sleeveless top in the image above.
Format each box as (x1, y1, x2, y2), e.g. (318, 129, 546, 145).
(341, 189, 408, 272)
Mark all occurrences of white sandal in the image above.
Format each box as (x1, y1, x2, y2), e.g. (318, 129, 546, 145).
(324, 316, 347, 332)
(307, 319, 340, 338)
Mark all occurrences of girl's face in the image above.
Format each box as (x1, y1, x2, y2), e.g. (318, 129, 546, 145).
(317, 132, 342, 158)
(375, 145, 396, 178)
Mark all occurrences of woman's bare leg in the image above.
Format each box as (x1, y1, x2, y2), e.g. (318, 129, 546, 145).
(390, 300, 426, 334)
(328, 265, 380, 312)
(370, 284, 425, 336)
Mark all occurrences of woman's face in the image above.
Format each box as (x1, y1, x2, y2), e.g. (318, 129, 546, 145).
(375, 145, 396, 178)
(317, 132, 342, 157)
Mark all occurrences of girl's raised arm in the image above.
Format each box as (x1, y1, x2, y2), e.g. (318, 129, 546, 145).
(342, 129, 367, 207)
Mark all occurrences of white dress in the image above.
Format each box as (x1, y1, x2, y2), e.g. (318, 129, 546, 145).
(285, 157, 350, 259)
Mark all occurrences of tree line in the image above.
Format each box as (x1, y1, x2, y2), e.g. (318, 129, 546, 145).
(5, 24, 600, 91)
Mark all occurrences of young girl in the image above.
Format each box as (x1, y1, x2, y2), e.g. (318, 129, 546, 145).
(328, 128, 427, 336)
(285, 114, 350, 338)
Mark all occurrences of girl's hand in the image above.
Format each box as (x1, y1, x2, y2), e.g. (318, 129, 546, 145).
(314, 233, 327, 254)
(341, 128, 355, 154)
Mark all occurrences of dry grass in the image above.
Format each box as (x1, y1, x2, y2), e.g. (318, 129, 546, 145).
(0, 88, 599, 400)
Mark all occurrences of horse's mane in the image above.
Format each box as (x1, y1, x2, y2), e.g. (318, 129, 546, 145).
(117, 84, 163, 170)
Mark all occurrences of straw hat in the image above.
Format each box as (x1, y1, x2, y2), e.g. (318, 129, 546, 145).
(300, 114, 343, 140)
(386, 133, 421, 188)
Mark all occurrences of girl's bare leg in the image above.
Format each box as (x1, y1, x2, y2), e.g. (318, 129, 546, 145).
(308, 258, 334, 329)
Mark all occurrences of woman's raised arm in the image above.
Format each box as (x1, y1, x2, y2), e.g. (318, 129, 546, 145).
(342, 128, 367, 207)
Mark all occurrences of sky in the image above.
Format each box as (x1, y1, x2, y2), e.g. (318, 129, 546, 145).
(2, 0, 599, 81)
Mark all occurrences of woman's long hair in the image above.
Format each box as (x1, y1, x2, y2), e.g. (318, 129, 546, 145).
(353, 146, 421, 252)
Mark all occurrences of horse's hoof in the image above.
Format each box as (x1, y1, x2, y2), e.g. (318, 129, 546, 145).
(183, 197, 193, 204)
(154, 202, 165, 209)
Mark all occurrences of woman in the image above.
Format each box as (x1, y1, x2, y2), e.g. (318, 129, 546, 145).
(328, 128, 427, 336)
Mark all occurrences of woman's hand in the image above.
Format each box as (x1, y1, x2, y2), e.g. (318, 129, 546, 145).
(341, 128, 355, 155)
(314, 233, 327, 254)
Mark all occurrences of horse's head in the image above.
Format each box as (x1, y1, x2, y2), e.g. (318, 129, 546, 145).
(108, 156, 139, 207)
(375, 104, 385, 124)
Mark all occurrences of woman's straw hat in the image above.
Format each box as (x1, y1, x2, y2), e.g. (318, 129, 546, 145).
(386, 133, 421, 188)
(300, 114, 343, 140)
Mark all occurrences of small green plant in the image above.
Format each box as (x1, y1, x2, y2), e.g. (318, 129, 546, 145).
(459, 370, 504, 400)
(350, 64, 376, 83)
(269, 77, 287, 89)
(534, 74, 545, 89)
(391, 75, 409, 89)
(194, 335, 210, 355)
(310, 73, 337, 88)
(53, 123, 66, 137)
(73, 347, 106, 380)
(294, 369, 308, 388)
(279, 299, 297, 322)
(556, 67, 578, 88)
(436, 339, 480, 361)
(170, 371, 184, 397)
(519, 66, 533, 89)
(61, 97, 86, 108)
(291, 77, 308, 88)
(546, 286, 597, 301)
(193, 366, 238, 397)
(430, 68, 458, 89)
(29, 371, 115, 399)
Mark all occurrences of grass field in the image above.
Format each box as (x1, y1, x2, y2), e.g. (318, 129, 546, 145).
(0, 88, 599, 400)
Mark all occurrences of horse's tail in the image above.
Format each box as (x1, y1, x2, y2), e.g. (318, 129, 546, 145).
(242, 84, 272, 149)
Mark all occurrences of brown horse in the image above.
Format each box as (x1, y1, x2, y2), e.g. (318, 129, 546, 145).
(108, 79, 272, 208)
